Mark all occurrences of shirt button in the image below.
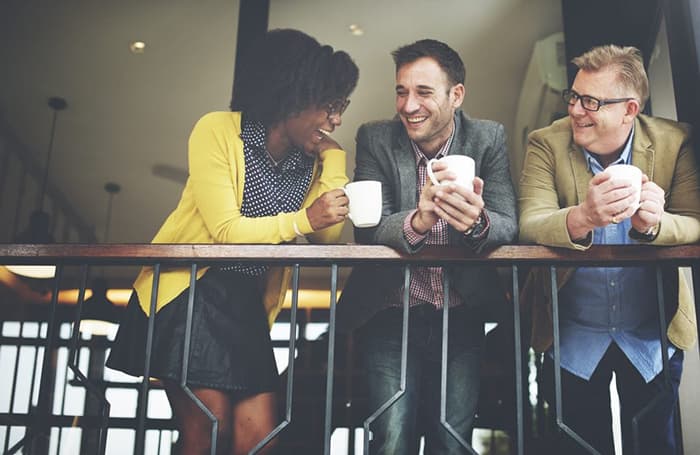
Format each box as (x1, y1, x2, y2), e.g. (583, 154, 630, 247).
(610, 281, 616, 287)
(611, 327, 617, 332)
(612, 305, 616, 311)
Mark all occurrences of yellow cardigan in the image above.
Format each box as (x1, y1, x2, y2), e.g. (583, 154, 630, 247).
(133, 112, 348, 325)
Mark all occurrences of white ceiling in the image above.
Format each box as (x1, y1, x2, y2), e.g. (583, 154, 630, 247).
(0, 0, 563, 245)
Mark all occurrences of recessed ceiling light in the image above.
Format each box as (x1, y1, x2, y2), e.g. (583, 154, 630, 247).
(129, 41, 146, 54)
(348, 24, 364, 36)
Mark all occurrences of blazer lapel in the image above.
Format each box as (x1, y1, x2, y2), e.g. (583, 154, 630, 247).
(631, 118, 655, 180)
(448, 111, 468, 157)
(394, 129, 418, 208)
(568, 141, 592, 204)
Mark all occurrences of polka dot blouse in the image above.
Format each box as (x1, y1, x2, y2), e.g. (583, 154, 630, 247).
(223, 117, 315, 275)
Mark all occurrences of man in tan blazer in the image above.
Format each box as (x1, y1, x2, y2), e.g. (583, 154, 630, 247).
(519, 44, 700, 454)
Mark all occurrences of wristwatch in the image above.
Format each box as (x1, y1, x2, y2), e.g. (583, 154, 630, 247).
(464, 211, 488, 239)
(629, 223, 660, 241)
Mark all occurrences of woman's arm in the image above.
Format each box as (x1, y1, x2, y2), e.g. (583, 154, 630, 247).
(188, 113, 318, 244)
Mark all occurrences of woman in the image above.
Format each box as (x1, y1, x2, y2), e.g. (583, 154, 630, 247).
(107, 29, 359, 454)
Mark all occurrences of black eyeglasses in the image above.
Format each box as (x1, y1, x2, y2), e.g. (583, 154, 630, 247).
(562, 89, 634, 112)
(325, 99, 350, 119)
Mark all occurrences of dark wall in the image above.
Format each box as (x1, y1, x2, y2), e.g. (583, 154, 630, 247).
(665, 0, 700, 141)
(561, 0, 664, 83)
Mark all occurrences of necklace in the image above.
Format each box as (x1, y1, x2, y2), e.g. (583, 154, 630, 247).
(265, 148, 283, 167)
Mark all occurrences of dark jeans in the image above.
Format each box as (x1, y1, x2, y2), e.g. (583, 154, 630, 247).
(543, 343, 683, 455)
(356, 304, 483, 455)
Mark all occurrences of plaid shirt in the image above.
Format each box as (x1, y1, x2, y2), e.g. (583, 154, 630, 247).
(398, 125, 463, 309)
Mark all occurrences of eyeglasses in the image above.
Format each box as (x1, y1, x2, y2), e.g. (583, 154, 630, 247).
(562, 89, 634, 112)
(325, 99, 350, 119)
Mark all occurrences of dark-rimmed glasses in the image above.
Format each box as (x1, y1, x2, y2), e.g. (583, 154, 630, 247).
(326, 99, 350, 119)
(562, 89, 634, 112)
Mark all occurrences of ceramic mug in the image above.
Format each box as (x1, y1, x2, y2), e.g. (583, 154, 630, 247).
(604, 164, 642, 212)
(343, 180, 382, 228)
(426, 155, 475, 192)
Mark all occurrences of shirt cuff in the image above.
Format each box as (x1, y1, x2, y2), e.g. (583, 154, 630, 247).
(293, 220, 303, 237)
(403, 210, 427, 246)
(293, 209, 313, 236)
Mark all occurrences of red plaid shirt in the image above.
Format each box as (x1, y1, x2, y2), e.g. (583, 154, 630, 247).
(398, 127, 463, 309)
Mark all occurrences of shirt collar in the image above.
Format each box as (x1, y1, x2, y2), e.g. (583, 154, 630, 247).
(411, 118, 456, 164)
(584, 125, 635, 174)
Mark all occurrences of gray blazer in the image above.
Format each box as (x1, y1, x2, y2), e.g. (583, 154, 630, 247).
(337, 110, 518, 331)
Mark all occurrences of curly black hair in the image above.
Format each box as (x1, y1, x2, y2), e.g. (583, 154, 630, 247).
(391, 39, 465, 87)
(230, 29, 359, 126)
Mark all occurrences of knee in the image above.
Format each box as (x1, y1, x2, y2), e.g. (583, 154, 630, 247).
(214, 424, 233, 452)
(232, 435, 278, 455)
(177, 421, 232, 455)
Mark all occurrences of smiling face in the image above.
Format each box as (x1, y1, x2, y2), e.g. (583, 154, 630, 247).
(395, 57, 464, 157)
(569, 68, 640, 162)
(269, 104, 342, 159)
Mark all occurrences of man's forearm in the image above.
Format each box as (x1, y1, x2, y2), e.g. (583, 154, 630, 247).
(566, 205, 594, 242)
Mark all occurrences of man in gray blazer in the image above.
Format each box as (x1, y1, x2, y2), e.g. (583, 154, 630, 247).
(338, 39, 517, 454)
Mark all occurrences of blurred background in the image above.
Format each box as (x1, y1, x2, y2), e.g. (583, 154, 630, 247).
(1, 1, 699, 453)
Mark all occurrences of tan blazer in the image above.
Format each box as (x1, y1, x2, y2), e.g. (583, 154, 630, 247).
(519, 114, 700, 352)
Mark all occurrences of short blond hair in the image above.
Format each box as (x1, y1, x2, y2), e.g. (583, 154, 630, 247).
(572, 44, 649, 109)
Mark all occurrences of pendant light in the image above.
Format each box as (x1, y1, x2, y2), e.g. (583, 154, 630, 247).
(6, 96, 68, 279)
(79, 182, 122, 337)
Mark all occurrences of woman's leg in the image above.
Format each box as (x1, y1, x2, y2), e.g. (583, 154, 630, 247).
(231, 391, 279, 455)
(164, 381, 233, 455)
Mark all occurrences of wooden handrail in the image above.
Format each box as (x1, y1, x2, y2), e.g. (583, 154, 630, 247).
(1, 243, 699, 267)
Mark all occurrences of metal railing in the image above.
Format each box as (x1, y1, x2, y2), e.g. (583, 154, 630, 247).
(0, 243, 698, 454)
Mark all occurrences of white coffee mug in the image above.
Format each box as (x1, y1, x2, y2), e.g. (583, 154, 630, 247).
(604, 164, 642, 211)
(344, 180, 382, 228)
(427, 155, 475, 192)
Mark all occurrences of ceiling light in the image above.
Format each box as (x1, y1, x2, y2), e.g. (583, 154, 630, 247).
(129, 41, 146, 54)
(5, 96, 67, 281)
(4, 265, 56, 279)
(79, 277, 122, 336)
(348, 24, 364, 36)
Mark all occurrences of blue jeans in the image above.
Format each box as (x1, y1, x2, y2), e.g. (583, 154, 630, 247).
(357, 304, 483, 455)
(543, 343, 683, 455)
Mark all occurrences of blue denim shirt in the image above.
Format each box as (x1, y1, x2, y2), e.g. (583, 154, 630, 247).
(554, 129, 674, 382)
